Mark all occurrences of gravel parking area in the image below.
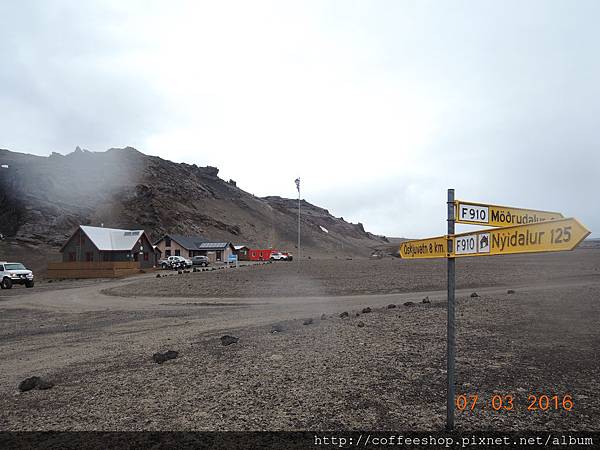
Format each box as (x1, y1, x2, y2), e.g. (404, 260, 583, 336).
(104, 249, 600, 298)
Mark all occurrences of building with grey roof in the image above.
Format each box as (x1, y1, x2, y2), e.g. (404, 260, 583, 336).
(154, 234, 235, 263)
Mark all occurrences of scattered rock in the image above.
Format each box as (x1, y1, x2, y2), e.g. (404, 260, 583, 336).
(357, 321, 365, 328)
(271, 324, 285, 333)
(36, 378, 54, 390)
(355, 312, 360, 317)
(403, 301, 415, 307)
(422, 296, 431, 304)
(156, 274, 161, 278)
(339, 311, 349, 318)
(507, 289, 515, 294)
(152, 350, 179, 364)
(220, 335, 239, 346)
(164, 350, 179, 360)
(302, 318, 313, 325)
(152, 353, 168, 364)
(470, 292, 479, 298)
(18, 376, 54, 392)
(269, 354, 283, 361)
(18, 377, 39, 392)
(361, 307, 372, 314)
(320, 314, 327, 320)
(177, 270, 183, 274)
(387, 304, 396, 309)
(47, 279, 53, 283)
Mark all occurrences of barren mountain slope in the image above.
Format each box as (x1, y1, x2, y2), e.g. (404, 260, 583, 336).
(0, 147, 387, 270)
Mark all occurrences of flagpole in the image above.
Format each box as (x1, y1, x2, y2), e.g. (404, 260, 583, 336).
(297, 178, 301, 261)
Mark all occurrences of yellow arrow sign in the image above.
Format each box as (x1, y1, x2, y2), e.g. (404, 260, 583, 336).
(455, 200, 563, 227)
(399, 235, 449, 259)
(452, 217, 590, 257)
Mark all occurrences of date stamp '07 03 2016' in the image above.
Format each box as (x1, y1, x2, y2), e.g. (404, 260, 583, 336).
(456, 394, 574, 412)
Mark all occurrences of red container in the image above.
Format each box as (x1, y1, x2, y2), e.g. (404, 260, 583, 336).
(248, 249, 278, 261)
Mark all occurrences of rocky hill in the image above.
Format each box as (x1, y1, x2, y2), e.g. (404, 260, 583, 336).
(0, 147, 387, 270)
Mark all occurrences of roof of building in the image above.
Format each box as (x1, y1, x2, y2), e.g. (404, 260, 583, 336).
(76, 225, 147, 251)
(197, 242, 231, 250)
(163, 234, 209, 250)
(234, 245, 249, 250)
(158, 234, 233, 251)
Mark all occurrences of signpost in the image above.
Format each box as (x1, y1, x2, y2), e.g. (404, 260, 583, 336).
(228, 253, 239, 268)
(398, 191, 590, 431)
(399, 235, 449, 259)
(455, 200, 563, 228)
(452, 218, 589, 257)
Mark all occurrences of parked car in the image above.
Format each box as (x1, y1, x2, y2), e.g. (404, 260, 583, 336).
(282, 252, 293, 261)
(192, 256, 210, 267)
(269, 252, 288, 261)
(0, 261, 34, 289)
(159, 255, 192, 269)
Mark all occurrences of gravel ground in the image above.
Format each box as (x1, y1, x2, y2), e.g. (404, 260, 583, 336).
(0, 250, 598, 432)
(104, 249, 600, 298)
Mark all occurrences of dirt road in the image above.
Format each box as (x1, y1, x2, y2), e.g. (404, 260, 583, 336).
(0, 250, 599, 431)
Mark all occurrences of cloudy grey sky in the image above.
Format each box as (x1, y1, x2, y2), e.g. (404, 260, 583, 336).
(1, 0, 598, 238)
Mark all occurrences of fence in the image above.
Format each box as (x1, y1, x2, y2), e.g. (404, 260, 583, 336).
(46, 261, 141, 279)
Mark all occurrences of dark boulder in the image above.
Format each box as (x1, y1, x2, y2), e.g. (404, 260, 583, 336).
(18, 376, 54, 392)
(361, 307, 372, 314)
(339, 311, 349, 318)
(403, 301, 415, 307)
(220, 335, 239, 346)
(164, 350, 179, 360)
(387, 304, 397, 309)
(18, 377, 40, 392)
(271, 324, 285, 333)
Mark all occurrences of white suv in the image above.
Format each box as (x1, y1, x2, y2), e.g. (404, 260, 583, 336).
(0, 262, 34, 289)
(160, 255, 192, 269)
(269, 252, 287, 261)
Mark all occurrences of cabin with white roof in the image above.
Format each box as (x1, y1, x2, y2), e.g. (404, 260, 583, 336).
(60, 225, 155, 269)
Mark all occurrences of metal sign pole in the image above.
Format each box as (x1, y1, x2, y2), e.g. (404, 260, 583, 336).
(446, 188, 456, 430)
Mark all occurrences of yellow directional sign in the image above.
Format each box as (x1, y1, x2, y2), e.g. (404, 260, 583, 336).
(400, 235, 448, 259)
(451, 217, 590, 257)
(455, 200, 563, 227)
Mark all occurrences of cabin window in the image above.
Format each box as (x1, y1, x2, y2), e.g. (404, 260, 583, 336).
(144, 252, 149, 261)
(165, 250, 171, 257)
(175, 249, 180, 256)
(216, 251, 222, 261)
(165, 237, 171, 247)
